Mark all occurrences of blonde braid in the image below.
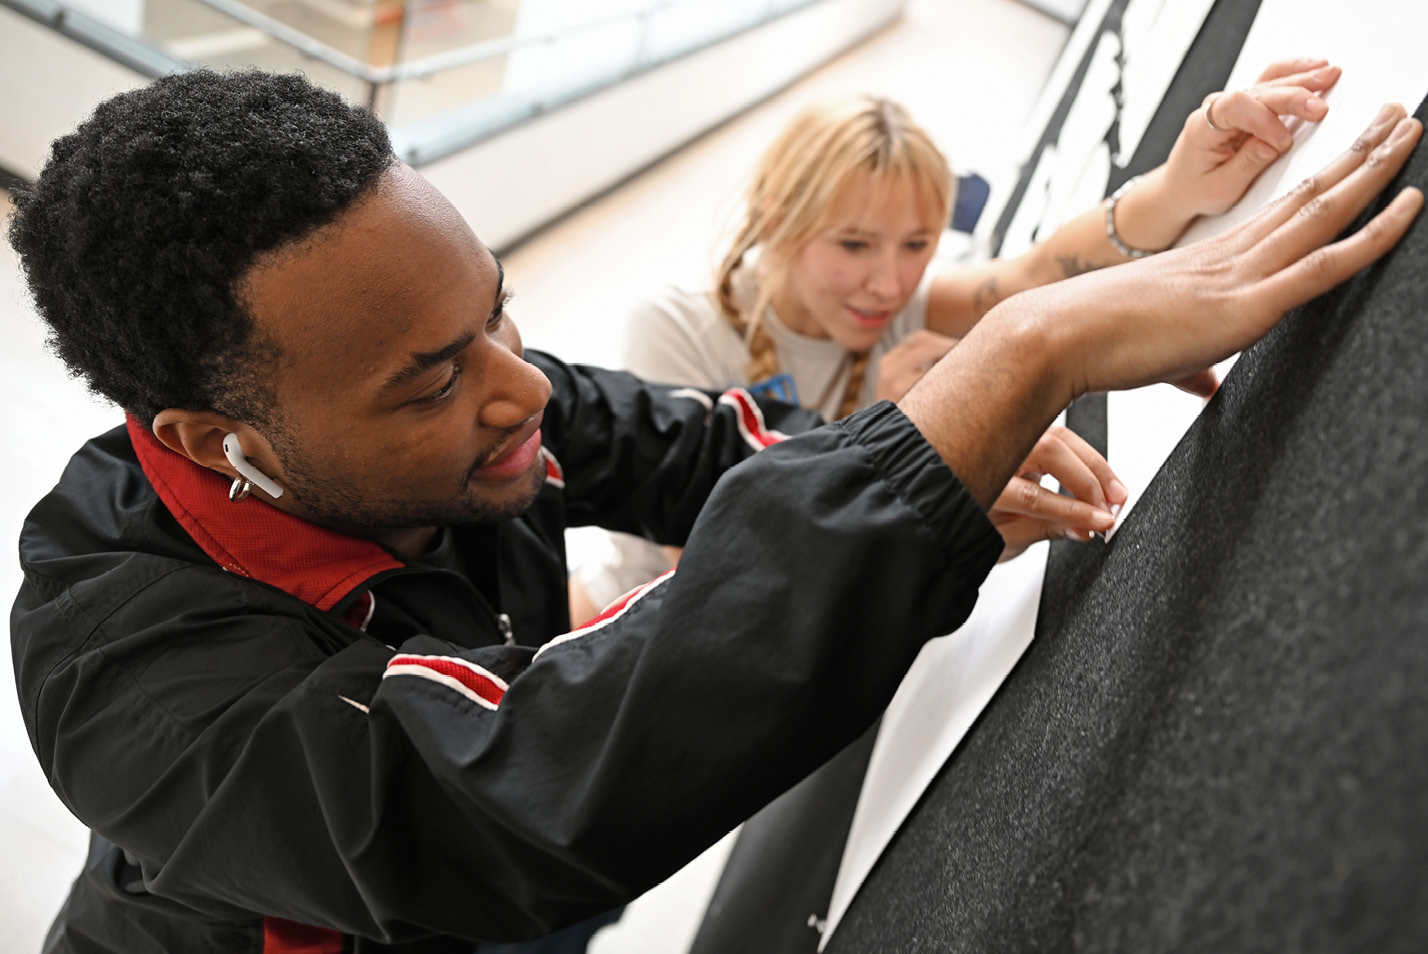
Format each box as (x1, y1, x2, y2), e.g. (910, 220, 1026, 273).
(715, 227, 785, 388)
(836, 350, 872, 420)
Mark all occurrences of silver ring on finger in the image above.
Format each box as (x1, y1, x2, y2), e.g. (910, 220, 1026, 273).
(1205, 91, 1230, 132)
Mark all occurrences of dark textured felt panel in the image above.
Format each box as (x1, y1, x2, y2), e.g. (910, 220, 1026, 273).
(683, 3, 1276, 951)
(827, 93, 1428, 954)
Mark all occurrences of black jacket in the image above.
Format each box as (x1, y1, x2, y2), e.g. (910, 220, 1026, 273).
(12, 352, 1001, 952)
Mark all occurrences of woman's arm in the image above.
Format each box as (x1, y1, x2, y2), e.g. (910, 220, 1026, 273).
(927, 58, 1344, 336)
(905, 106, 1422, 509)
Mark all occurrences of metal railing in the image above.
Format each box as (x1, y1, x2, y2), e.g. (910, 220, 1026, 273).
(2, 0, 823, 110)
(195, 0, 808, 90)
(3, 0, 186, 78)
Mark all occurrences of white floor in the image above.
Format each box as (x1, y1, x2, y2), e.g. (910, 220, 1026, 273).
(0, 1, 1067, 949)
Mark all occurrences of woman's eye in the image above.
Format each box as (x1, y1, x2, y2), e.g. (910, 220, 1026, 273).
(906, 240, 929, 253)
(839, 240, 868, 253)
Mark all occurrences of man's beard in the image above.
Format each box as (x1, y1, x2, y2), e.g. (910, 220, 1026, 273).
(270, 431, 546, 534)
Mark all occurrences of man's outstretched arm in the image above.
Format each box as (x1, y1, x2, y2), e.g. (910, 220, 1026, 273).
(902, 104, 1423, 510)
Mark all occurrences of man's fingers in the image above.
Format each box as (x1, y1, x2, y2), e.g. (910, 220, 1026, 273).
(1258, 184, 1424, 315)
(1256, 117, 1422, 276)
(992, 512, 1105, 561)
(1232, 104, 1409, 250)
(993, 476, 1115, 532)
(1044, 425, 1127, 508)
(1023, 432, 1102, 509)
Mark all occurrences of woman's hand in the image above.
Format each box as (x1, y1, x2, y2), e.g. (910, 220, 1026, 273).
(1054, 104, 1423, 401)
(990, 426, 1126, 562)
(875, 329, 961, 402)
(1164, 57, 1343, 219)
(901, 102, 1422, 513)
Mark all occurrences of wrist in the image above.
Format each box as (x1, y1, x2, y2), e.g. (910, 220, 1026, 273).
(1106, 166, 1194, 255)
(992, 294, 1083, 412)
(897, 310, 1065, 509)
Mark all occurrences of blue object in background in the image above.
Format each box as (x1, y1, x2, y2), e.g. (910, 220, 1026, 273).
(951, 172, 990, 233)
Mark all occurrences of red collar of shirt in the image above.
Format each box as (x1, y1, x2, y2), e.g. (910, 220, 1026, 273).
(126, 415, 403, 612)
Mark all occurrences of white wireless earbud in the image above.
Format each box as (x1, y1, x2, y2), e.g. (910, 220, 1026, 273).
(222, 433, 284, 500)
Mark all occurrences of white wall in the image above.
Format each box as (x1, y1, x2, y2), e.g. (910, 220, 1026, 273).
(65, 0, 144, 34)
(0, 7, 151, 179)
(417, 0, 907, 251)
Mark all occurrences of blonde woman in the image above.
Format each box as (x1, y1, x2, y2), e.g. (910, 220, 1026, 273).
(570, 57, 1341, 622)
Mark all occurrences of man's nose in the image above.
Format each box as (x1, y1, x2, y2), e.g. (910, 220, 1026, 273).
(478, 347, 552, 430)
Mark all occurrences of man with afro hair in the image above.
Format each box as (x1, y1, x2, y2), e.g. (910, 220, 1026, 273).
(8, 67, 1422, 952)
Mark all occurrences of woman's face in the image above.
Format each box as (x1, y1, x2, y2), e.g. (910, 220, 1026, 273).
(770, 172, 942, 351)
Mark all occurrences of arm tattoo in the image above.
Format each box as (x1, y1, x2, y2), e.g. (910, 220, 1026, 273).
(972, 275, 1001, 317)
(1056, 253, 1111, 279)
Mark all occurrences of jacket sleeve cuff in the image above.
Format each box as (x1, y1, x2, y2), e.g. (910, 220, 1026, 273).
(839, 400, 1004, 580)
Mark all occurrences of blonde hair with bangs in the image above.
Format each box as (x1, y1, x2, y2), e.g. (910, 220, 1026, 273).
(716, 94, 953, 418)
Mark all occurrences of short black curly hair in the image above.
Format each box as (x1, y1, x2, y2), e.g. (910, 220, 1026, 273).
(6, 68, 395, 426)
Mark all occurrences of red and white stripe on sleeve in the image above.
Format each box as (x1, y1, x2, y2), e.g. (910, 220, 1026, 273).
(383, 654, 510, 710)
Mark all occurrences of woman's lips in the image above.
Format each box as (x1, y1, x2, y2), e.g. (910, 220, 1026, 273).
(849, 306, 892, 329)
(472, 427, 543, 482)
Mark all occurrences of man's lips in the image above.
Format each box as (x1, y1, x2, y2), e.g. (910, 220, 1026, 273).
(470, 420, 543, 482)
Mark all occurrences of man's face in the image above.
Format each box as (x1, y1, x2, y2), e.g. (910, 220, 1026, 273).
(239, 163, 553, 544)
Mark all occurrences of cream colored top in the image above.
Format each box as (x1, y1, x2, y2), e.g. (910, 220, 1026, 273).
(622, 263, 934, 420)
(572, 262, 935, 612)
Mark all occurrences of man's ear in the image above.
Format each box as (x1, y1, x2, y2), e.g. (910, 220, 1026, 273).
(149, 410, 278, 484)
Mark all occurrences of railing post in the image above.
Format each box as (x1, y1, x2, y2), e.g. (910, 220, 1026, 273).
(630, 1, 656, 75)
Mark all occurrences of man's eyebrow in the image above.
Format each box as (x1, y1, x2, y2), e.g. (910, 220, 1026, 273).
(380, 257, 504, 393)
(381, 331, 477, 393)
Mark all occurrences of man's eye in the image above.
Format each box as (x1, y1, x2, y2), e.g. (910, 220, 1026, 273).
(420, 367, 461, 405)
(489, 289, 516, 327)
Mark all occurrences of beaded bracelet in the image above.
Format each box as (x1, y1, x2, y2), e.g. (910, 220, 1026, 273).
(1104, 175, 1159, 259)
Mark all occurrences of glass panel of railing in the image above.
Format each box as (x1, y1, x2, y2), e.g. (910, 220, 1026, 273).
(641, 0, 773, 63)
(376, 1, 521, 125)
(382, 0, 812, 137)
(141, 0, 370, 105)
(384, 2, 644, 128)
(31, 0, 848, 156)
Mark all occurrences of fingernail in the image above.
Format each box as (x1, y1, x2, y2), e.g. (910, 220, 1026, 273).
(1306, 95, 1326, 116)
(1109, 480, 1129, 503)
(1091, 510, 1115, 529)
(1370, 103, 1397, 131)
(1389, 117, 1417, 145)
(1110, 503, 1123, 519)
